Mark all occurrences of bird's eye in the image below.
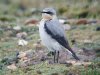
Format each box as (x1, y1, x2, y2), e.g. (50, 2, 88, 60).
(41, 11, 53, 15)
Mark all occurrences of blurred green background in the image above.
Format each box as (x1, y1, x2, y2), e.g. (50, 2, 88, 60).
(0, 0, 100, 18)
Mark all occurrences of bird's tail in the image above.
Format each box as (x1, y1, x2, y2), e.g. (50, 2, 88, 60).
(65, 45, 80, 60)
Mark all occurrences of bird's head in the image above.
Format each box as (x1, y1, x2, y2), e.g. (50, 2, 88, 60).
(41, 8, 57, 20)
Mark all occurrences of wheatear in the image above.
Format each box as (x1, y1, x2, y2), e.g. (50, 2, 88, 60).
(39, 8, 79, 63)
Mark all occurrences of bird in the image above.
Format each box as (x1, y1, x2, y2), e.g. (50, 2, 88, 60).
(39, 8, 80, 63)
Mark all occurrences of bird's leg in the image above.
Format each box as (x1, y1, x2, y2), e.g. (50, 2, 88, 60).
(56, 51, 59, 63)
(54, 50, 56, 63)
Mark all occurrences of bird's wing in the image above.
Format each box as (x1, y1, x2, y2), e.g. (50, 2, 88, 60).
(44, 19, 69, 48)
(44, 19, 80, 60)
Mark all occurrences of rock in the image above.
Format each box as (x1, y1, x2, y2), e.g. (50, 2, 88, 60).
(83, 39, 92, 43)
(97, 20, 100, 24)
(74, 62, 82, 66)
(18, 54, 31, 67)
(59, 19, 67, 24)
(63, 24, 71, 31)
(18, 50, 34, 63)
(16, 33, 22, 38)
(25, 19, 39, 25)
(18, 39, 28, 46)
(76, 19, 88, 25)
(66, 60, 77, 65)
(88, 19, 97, 24)
(13, 26, 21, 31)
(16, 32, 27, 39)
(7, 63, 17, 70)
(67, 61, 91, 66)
(60, 61, 72, 66)
(18, 52, 27, 59)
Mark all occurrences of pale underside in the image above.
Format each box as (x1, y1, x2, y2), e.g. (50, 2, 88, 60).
(39, 19, 63, 51)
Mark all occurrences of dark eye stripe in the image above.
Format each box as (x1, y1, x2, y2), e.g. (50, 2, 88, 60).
(41, 11, 53, 15)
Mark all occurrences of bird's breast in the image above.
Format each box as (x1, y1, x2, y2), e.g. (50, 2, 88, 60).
(39, 20, 54, 46)
(39, 20, 49, 45)
(39, 20, 62, 51)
